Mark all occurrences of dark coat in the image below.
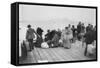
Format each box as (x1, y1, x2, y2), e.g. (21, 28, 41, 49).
(36, 28, 43, 37)
(84, 30, 95, 44)
(77, 24, 81, 33)
(26, 28, 36, 40)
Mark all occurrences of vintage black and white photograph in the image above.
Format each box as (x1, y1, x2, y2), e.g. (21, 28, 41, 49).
(19, 4, 97, 64)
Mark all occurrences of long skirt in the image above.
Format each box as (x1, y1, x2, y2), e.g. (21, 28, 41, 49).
(63, 39, 71, 49)
(67, 34, 73, 40)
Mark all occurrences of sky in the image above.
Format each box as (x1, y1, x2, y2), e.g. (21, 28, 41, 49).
(19, 4, 96, 39)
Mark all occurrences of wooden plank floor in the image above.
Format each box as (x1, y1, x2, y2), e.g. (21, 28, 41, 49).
(19, 41, 96, 64)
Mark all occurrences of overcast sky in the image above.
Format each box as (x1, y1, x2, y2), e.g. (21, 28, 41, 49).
(19, 4, 96, 39)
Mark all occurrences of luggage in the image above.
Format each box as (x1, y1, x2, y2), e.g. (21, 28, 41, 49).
(23, 40, 30, 51)
(87, 44, 96, 55)
(41, 42, 49, 48)
(19, 40, 27, 60)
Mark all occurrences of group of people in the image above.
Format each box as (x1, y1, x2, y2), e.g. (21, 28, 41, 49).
(25, 21, 96, 56)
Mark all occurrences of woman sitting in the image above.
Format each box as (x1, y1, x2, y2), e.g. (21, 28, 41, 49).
(46, 30, 61, 48)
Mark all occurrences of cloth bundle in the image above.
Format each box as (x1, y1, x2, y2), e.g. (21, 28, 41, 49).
(87, 44, 96, 55)
(41, 42, 49, 48)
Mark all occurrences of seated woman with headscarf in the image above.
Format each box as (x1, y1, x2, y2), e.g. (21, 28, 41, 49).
(46, 30, 61, 48)
(51, 31, 61, 47)
(34, 27, 44, 48)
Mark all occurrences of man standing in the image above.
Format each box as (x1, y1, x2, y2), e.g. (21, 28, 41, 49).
(26, 25, 36, 51)
(71, 25, 77, 43)
(77, 22, 82, 40)
(84, 29, 95, 56)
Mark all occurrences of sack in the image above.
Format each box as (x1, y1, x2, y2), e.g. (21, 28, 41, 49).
(87, 44, 96, 54)
(23, 40, 30, 51)
(41, 42, 49, 48)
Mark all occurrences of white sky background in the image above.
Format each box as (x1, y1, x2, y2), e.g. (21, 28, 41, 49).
(19, 4, 96, 39)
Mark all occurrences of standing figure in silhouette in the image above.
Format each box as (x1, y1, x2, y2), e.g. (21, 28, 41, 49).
(26, 25, 37, 51)
(77, 22, 82, 40)
(71, 25, 77, 43)
(84, 27, 96, 56)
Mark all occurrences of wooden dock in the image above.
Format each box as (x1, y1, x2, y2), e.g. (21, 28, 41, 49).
(19, 41, 96, 64)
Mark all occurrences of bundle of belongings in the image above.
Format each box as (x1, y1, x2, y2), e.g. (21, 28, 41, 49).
(23, 40, 30, 51)
(19, 40, 28, 60)
(41, 42, 49, 48)
(87, 41, 96, 56)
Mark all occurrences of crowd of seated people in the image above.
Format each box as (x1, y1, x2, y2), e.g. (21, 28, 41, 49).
(25, 21, 96, 56)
